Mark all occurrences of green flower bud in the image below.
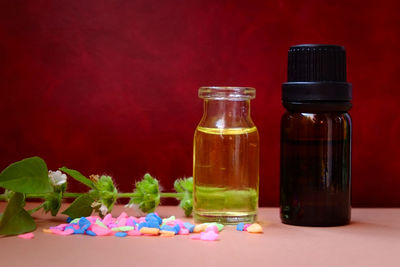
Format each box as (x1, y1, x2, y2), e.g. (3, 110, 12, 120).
(174, 177, 193, 217)
(44, 182, 66, 216)
(90, 175, 118, 214)
(180, 197, 193, 217)
(128, 173, 160, 213)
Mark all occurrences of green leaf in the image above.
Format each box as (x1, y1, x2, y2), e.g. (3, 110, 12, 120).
(0, 192, 36, 235)
(0, 157, 53, 193)
(59, 167, 94, 188)
(62, 194, 94, 218)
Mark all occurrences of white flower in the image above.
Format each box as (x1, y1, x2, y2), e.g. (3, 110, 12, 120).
(99, 204, 108, 215)
(125, 203, 134, 209)
(91, 201, 101, 208)
(92, 201, 108, 215)
(48, 170, 67, 186)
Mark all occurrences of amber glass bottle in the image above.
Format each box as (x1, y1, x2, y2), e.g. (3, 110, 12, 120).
(280, 45, 352, 226)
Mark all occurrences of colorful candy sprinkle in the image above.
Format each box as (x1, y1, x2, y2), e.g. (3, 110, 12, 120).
(115, 232, 128, 237)
(91, 224, 113, 236)
(190, 231, 219, 241)
(193, 224, 208, 233)
(160, 225, 175, 232)
(140, 227, 160, 235)
(86, 230, 97, 236)
(178, 228, 189, 235)
(205, 225, 219, 233)
(236, 222, 245, 231)
(127, 230, 141, 236)
(246, 223, 263, 233)
(18, 232, 34, 239)
(111, 226, 134, 232)
(183, 222, 195, 233)
(53, 228, 74, 235)
(200, 231, 219, 241)
(41, 212, 268, 242)
(243, 224, 252, 231)
(160, 230, 175, 237)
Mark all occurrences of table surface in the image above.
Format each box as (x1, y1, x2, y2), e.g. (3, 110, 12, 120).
(0, 203, 399, 267)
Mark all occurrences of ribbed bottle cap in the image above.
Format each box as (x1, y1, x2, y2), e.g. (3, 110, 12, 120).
(282, 44, 352, 102)
(288, 44, 346, 82)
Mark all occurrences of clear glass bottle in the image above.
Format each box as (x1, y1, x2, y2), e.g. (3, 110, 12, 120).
(193, 87, 259, 224)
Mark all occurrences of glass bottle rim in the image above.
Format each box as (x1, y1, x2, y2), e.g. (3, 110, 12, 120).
(198, 86, 256, 100)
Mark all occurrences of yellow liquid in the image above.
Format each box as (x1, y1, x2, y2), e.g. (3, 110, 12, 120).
(193, 126, 259, 224)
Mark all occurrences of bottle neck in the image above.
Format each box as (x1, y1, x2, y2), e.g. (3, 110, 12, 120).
(199, 99, 254, 129)
(283, 101, 352, 113)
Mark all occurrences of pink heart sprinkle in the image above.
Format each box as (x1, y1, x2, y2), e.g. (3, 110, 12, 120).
(51, 229, 74, 236)
(126, 218, 135, 226)
(117, 212, 128, 221)
(190, 234, 202, 240)
(127, 230, 142, 236)
(200, 231, 219, 241)
(243, 224, 252, 231)
(18, 232, 34, 239)
(178, 229, 189, 235)
(49, 226, 64, 231)
(174, 219, 185, 228)
(102, 214, 113, 225)
(128, 216, 138, 223)
(205, 225, 219, 233)
(91, 224, 112, 236)
(117, 217, 127, 227)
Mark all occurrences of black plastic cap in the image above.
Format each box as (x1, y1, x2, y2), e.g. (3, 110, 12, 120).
(287, 44, 346, 82)
(282, 44, 352, 103)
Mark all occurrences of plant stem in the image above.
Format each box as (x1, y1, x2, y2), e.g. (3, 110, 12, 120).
(63, 193, 82, 198)
(28, 203, 46, 215)
(117, 192, 138, 198)
(0, 191, 183, 201)
(160, 192, 182, 198)
(117, 192, 182, 198)
(22, 192, 82, 199)
(25, 193, 46, 199)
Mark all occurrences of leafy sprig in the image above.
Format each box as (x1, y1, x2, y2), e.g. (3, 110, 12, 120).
(127, 173, 160, 213)
(0, 157, 193, 236)
(174, 177, 193, 217)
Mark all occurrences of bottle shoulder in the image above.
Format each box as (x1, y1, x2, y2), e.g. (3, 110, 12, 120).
(281, 111, 351, 140)
(198, 116, 256, 129)
(282, 111, 351, 125)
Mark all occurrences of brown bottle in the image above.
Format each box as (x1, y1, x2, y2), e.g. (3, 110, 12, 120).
(280, 44, 352, 226)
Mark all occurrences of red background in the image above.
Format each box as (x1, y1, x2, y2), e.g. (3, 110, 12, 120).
(0, 0, 399, 207)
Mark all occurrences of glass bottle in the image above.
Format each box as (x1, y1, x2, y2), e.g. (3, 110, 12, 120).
(193, 87, 259, 224)
(280, 45, 352, 226)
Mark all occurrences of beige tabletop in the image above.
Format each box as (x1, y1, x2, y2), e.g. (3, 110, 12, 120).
(0, 203, 399, 267)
